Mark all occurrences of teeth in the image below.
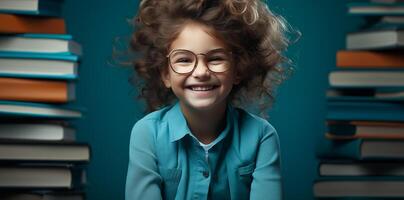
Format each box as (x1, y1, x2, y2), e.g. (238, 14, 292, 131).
(190, 86, 215, 91)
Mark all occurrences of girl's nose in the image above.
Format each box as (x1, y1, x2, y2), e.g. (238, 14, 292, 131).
(191, 56, 211, 79)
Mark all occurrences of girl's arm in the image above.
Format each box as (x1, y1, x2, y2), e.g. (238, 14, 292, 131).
(125, 120, 162, 200)
(250, 125, 282, 200)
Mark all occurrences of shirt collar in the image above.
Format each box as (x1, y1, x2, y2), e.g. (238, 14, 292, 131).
(167, 101, 234, 143)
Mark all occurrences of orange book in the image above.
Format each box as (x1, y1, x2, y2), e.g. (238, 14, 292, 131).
(0, 78, 74, 103)
(0, 14, 65, 34)
(337, 50, 404, 68)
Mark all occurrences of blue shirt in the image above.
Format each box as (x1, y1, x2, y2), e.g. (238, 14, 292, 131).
(125, 102, 282, 200)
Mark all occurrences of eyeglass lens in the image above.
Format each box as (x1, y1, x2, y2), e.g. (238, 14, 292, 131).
(169, 49, 231, 74)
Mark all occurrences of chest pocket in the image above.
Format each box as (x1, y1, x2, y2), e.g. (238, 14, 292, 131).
(159, 167, 182, 199)
(238, 162, 255, 187)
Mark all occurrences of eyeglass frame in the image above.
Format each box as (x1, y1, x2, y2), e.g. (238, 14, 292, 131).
(166, 48, 233, 74)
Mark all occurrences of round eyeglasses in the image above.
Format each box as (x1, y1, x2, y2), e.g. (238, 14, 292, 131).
(166, 48, 232, 74)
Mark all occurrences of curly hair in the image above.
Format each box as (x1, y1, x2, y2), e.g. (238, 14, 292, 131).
(130, 0, 298, 115)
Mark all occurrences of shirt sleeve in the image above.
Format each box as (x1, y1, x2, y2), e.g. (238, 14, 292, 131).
(250, 124, 282, 200)
(125, 119, 163, 200)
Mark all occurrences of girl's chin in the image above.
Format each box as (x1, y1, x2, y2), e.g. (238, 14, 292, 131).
(181, 99, 222, 112)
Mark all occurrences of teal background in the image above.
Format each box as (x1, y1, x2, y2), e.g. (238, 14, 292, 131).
(63, 1, 361, 199)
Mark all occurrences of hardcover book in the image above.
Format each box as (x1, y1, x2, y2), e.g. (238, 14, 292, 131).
(0, 123, 75, 142)
(0, 100, 82, 119)
(327, 101, 404, 122)
(336, 50, 404, 68)
(0, 142, 90, 163)
(0, 52, 78, 80)
(0, 166, 85, 189)
(317, 139, 404, 160)
(346, 29, 404, 50)
(0, 14, 65, 34)
(0, 0, 62, 16)
(326, 120, 404, 139)
(329, 70, 404, 88)
(0, 34, 82, 55)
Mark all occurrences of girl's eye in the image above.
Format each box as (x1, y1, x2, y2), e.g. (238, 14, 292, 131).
(175, 57, 193, 63)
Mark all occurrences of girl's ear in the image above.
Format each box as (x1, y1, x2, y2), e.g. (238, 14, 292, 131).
(160, 69, 171, 88)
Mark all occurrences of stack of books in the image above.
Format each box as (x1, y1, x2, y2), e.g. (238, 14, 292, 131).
(0, 1, 89, 199)
(314, 0, 404, 199)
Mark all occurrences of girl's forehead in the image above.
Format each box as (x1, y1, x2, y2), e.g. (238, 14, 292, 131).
(169, 22, 227, 53)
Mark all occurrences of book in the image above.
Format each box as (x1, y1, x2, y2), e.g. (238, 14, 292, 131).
(0, 0, 62, 16)
(0, 192, 84, 200)
(0, 166, 85, 189)
(329, 70, 404, 88)
(336, 50, 404, 68)
(314, 179, 404, 198)
(372, 0, 404, 3)
(0, 14, 65, 34)
(346, 29, 404, 50)
(317, 139, 404, 160)
(0, 34, 82, 56)
(380, 16, 404, 24)
(0, 78, 75, 103)
(319, 160, 404, 176)
(0, 123, 75, 142)
(327, 120, 404, 139)
(348, 2, 404, 15)
(0, 52, 78, 80)
(327, 88, 404, 101)
(0, 100, 82, 119)
(0, 143, 90, 163)
(327, 101, 404, 122)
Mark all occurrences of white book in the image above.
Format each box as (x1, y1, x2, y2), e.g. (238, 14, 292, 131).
(0, 35, 82, 55)
(0, 123, 75, 142)
(329, 71, 404, 87)
(0, 166, 85, 189)
(347, 29, 404, 50)
(0, 57, 77, 79)
(0, 143, 90, 162)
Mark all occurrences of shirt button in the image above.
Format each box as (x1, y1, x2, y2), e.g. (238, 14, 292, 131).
(202, 171, 209, 178)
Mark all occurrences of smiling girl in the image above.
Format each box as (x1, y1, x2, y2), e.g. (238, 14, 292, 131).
(125, 0, 295, 199)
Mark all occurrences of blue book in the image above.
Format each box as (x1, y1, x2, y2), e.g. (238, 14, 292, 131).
(0, 0, 62, 16)
(0, 100, 82, 119)
(348, 2, 404, 16)
(327, 101, 404, 122)
(316, 138, 404, 160)
(0, 52, 78, 80)
(0, 34, 82, 56)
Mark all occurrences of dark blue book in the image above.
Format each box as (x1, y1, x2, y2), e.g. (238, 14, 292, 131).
(327, 88, 404, 102)
(327, 101, 404, 122)
(0, 0, 62, 16)
(0, 100, 82, 119)
(317, 138, 404, 160)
